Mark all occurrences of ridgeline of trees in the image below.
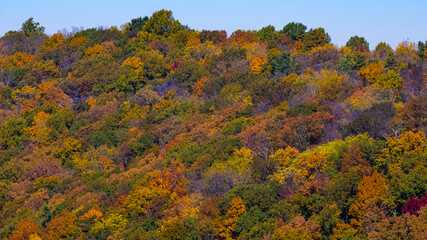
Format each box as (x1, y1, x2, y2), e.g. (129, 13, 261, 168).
(0, 10, 426, 240)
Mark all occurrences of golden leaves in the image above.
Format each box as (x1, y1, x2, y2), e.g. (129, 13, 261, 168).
(79, 208, 103, 222)
(395, 41, 418, 64)
(349, 171, 389, 228)
(194, 77, 209, 97)
(24, 111, 52, 144)
(217, 197, 246, 239)
(0, 51, 34, 69)
(270, 146, 299, 168)
(85, 44, 104, 56)
(70, 36, 87, 46)
(122, 56, 143, 70)
(359, 62, 385, 83)
(250, 55, 267, 74)
(41, 33, 64, 51)
(295, 153, 328, 183)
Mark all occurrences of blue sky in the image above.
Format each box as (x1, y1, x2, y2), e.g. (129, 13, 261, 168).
(0, 0, 426, 48)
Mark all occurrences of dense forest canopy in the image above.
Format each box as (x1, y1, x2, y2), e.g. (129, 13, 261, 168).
(0, 10, 426, 240)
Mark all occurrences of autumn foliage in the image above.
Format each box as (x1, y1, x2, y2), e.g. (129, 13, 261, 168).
(0, 11, 426, 240)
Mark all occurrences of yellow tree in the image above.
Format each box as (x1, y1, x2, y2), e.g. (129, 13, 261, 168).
(70, 36, 87, 46)
(89, 213, 128, 237)
(343, 85, 394, 113)
(24, 111, 52, 144)
(250, 55, 267, 74)
(395, 41, 419, 64)
(44, 211, 80, 240)
(226, 148, 253, 172)
(124, 164, 188, 219)
(294, 39, 305, 54)
(184, 39, 221, 61)
(85, 44, 104, 56)
(4, 219, 41, 240)
(331, 223, 358, 240)
(87, 96, 96, 109)
(295, 153, 328, 183)
(217, 197, 246, 239)
(314, 70, 350, 102)
(358, 62, 385, 83)
(159, 194, 202, 237)
(40, 33, 64, 51)
(36, 80, 58, 99)
(270, 146, 299, 168)
(3, 52, 34, 68)
(79, 208, 103, 222)
(122, 56, 144, 80)
(373, 69, 403, 90)
(349, 171, 389, 231)
(375, 130, 426, 172)
(11, 85, 37, 106)
(194, 77, 209, 97)
(382, 130, 426, 158)
(125, 185, 165, 218)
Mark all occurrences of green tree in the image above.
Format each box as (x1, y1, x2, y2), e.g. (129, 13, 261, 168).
(126, 16, 149, 35)
(169, 60, 210, 90)
(89, 130, 118, 148)
(374, 42, 394, 60)
(417, 41, 427, 60)
(373, 69, 403, 90)
(130, 133, 154, 156)
(37, 205, 53, 227)
(234, 206, 268, 235)
(282, 22, 307, 42)
(303, 27, 331, 51)
(346, 35, 370, 51)
(222, 117, 254, 135)
(318, 204, 340, 236)
(142, 9, 183, 36)
(21, 17, 45, 36)
(256, 25, 277, 41)
(159, 221, 189, 240)
(0, 117, 29, 149)
(269, 200, 301, 223)
(270, 51, 299, 77)
(219, 184, 277, 214)
(339, 51, 366, 71)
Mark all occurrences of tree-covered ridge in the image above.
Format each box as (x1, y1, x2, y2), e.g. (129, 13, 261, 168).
(0, 10, 426, 239)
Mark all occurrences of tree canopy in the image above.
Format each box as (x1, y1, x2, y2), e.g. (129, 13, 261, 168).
(0, 10, 426, 240)
(21, 17, 45, 36)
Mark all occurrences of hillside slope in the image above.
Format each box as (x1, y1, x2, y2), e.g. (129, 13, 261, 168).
(0, 10, 426, 240)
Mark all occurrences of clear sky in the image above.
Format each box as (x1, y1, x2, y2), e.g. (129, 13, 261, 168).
(1, 0, 426, 48)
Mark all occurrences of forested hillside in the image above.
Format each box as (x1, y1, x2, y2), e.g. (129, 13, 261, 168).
(0, 10, 426, 240)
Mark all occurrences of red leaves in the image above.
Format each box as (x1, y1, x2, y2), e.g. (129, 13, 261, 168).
(402, 193, 427, 216)
(171, 61, 180, 71)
